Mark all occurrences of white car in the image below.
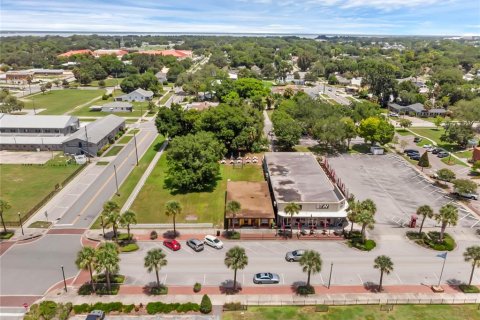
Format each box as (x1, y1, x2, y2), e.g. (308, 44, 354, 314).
(389, 112, 399, 117)
(204, 235, 223, 249)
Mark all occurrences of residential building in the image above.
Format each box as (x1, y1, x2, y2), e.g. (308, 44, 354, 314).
(225, 181, 275, 229)
(5, 70, 34, 83)
(184, 101, 218, 111)
(388, 102, 446, 117)
(62, 115, 125, 156)
(155, 67, 169, 83)
(115, 88, 153, 102)
(90, 102, 133, 113)
(263, 152, 348, 230)
(0, 114, 80, 136)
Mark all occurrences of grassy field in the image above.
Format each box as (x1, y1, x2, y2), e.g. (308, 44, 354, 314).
(130, 155, 265, 225)
(90, 78, 124, 87)
(104, 146, 123, 157)
(454, 149, 473, 159)
(222, 305, 480, 320)
(407, 127, 464, 152)
(91, 135, 165, 228)
(395, 129, 412, 136)
(0, 156, 81, 222)
(71, 90, 148, 117)
(22, 89, 105, 115)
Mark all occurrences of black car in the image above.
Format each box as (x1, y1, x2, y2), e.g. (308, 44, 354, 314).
(410, 154, 421, 160)
(432, 148, 442, 154)
(414, 137, 422, 143)
(404, 149, 419, 155)
(437, 151, 449, 158)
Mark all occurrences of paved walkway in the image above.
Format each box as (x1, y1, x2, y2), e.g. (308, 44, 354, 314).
(121, 140, 168, 212)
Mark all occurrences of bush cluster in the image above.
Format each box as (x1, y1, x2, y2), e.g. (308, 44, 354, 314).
(146, 302, 200, 314)
(226, 231, 240, 239)
(408, 231, 456, 251)
(459, 284, 480, 293)
(223, 302, 244, 311)
(296, 285, 315, 295)
(119, 243, 139, 252)
(73, 302, 135, 314)
(24, 301, 72, 320)
(150, 285, 168, 295)
(150, 230, 158, 239)
(78, 283, 120, 295)
(346, 232, 377, 251)
(193, 282, 202, 293)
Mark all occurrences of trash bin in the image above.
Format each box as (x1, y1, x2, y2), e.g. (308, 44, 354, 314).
(216, 230, 220, 236)
(409, 215, 418, 228)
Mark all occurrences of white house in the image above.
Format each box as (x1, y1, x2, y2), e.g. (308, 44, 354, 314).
(115, 88, 153, 102)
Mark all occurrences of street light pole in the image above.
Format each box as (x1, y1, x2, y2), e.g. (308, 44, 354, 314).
(100, 215, 105, 237)
(437, 254, 447, 287)
(133, 132, 139, 166)
(18, 212, 24, 236)
(61, 265, 67, 292)
(328, 262, 333, 289)
(113, 164, 120, 196)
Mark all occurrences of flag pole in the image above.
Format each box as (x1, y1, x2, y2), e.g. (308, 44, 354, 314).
(437, 252, 447, 287)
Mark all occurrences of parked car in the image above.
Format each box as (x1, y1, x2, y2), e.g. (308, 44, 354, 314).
(186, 238, 204, 252)
(163, 239, 181, 251)
(404, 149, 419, 155)
(432, 148, 442, 154)
(204, 235, 223, 249)
(389, 112, 399, 117)
(253, 272, 280, 284)
(409, 154, 421, 161)
(437, 151, 449, 158)
(454, 191, 479, 200)
(85, 310, 105, 320)
(414, 137, 422, 143)
(285, 249, 305, 262)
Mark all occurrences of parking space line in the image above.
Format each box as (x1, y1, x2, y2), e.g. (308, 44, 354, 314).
(281, 273, 285, 285)
(319, 273, 325, 285)
(203, 274, 206, 285)
(394, 272, 403, 284)
(163, 274, 168, 285)
(243, 273, 245, 284)
(357, 274, 364, 285)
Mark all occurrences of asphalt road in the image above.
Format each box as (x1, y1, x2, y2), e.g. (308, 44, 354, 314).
(120, 237, 480, 289)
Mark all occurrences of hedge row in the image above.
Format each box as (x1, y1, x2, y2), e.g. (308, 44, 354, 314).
(146, 302, 200, 314)
(73, 302, 134, 314)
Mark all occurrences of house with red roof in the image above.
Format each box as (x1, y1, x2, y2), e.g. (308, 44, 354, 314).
(57, 49, 93, 58)
(137, 49, 192, 59)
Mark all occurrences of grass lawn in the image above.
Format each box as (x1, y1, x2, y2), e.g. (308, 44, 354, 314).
(130, 155, 265, 225)
(91, 136, 165, 229)
(395, 129, 413, 136)
(118, 135, 133, 144)
(454, 149, 473, 159)
(441, 156, 468, 167)
(104, 146, 123, 157)
(72, 91, 147, 117)
(159, 91, 173, 105)
(408, 128, 463, 152)
(22, 89, 105, 115)
(0, 156, 80, 222)
(222, 304, 480, 320)
(90, 78, 124, 87)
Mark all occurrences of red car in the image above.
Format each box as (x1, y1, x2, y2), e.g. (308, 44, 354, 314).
(163, 239, 181, 251)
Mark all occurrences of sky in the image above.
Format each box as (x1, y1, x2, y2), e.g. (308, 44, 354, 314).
(1, 0, 479, 36)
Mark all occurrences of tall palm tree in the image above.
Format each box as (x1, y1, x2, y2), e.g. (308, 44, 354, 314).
(95, 242, 119, 292)
(435, 204, 458, 242)
(299, 250, 322, 287)
(226, 200, 241, 232)
(224, 246, 248, 291)
(416, 205, 434, 235)
(374, 255, 394, 292)
(102, 201, 120, 240)
(75, 246, 97, 292)
(356, 210, 375, 244)
(120, 210, 137, 240)
(463, 246, 480, 286)
(284, 202, 301, 226)
(0, 199, 11, 233)
(144, 248, 168, 288)
(165, 200, 182, 237)
(347, 199, 361, 233)
(362, 199, 377, 215)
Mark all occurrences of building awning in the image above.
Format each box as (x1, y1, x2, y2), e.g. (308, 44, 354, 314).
(277, 209, 348, 219)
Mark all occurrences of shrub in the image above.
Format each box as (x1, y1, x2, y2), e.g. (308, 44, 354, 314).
(226, 231, 240, 239)
(146, 302, 200, 314)
(38, 301, 58, 320)
(122, 304, 135, 313)
(98, 80, 106, 87)
(200, 294, 212, 314)
(0, 231, 14, 239)
(118, 233, 133, 241)
(150, 230, 158, 240)
(412, 231, 456, 251)
(73, 303, 90, 314)
(223, 302, 244, 311)
(90, 302, 123, 313)
(348, 238, 376, 251)
(93, 274, 125, 284)
(459, 284, 480, 293)
(78, 283, 94, 295)
(58, 303, 73, 320)
(150, 285, 168, 295)
(120, 243, 139, 252)
(102, 94, 109, 100)
(193, 282, 202, 293)
(296, 285, 315, 295)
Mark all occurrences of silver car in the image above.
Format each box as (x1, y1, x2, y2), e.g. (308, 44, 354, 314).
(253, 272, 280, 284)
(285, 249, 305, 262)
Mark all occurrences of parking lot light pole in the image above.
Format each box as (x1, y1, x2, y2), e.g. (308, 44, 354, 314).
(113, 164, 120, 196)
(328, 262, 333, 289)
(18, 212, 24, 236)
(133, 132, 139, 166)
(61, 265, 67, 292)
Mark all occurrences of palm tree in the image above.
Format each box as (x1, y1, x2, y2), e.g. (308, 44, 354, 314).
(75, 246, 97, 292)
(435, 204, 458, 242)
(463, 246, 480, 286)
(284, 202, 301, 226)
(374, 255, 394, 292)
(144, 248, 168, 288)
(102, 201, 120, 240)
(347, 199, 361, 233)
(120, 210, 137, 240)
(224, 246, 248, 291)
(299, 250, 322, 287)
(95, 242, 119, 292)
(165, 200, 182, 237)
(416, 205, 434, 235)
(226, 200, 241, 232)
(356, 210, 375, 244)
(0, 199, 11, 233)
(362, 199, 377, 215)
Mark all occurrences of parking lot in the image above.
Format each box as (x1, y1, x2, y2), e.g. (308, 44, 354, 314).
(0, 150, 57, 164)
(327, 153, 479, 229)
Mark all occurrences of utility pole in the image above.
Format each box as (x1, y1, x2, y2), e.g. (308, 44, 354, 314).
(328, 262, 333, 289)
(113, 164, 120, 196)
(61, 265, 67, 292)
(133, 132, 139, 166)
(85, 126, 91, 163)
(18, 212, 24, 236)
